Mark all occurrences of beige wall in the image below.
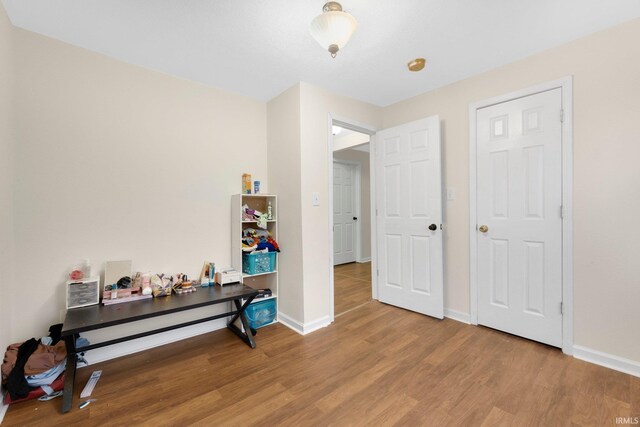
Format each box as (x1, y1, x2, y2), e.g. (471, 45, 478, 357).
(333, 148, 371, 261)
(0, 5, 15, 353)
(299, 82, 382, 323)
(383, 18, 640, 363)
(267, 84, 304, 322)
(267, 83, 380, 327)
(11, 27, 268, 344)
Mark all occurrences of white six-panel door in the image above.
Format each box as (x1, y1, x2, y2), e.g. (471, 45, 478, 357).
(476, 88, 563, 347)
(333, 161, 357, 265)
(376, 116, 444, 318)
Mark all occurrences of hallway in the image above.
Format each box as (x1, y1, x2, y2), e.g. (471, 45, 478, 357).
(334, 262, 372, 316)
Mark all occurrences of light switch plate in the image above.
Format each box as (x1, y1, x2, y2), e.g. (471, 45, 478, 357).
(312, 192, 320, 206)
(447, 187, 456, 201)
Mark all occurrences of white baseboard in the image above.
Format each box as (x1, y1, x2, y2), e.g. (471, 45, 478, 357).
(0, 400, 8, 424)
(277, 312, 331, 335)
(277, 312, 304, 335)
(573, 345, 640, 378)
(357, 257, 371, 263)
(444, 308, 471, 324)
(303, 315, 331, 334)
(82, 318, 227, 366)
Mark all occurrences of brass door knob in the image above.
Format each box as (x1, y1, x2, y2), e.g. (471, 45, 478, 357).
(479, 225, 489, 233)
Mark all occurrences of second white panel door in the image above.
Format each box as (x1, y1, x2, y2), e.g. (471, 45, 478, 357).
(333, 161, 357, 265)
(476, 88, 563, 347)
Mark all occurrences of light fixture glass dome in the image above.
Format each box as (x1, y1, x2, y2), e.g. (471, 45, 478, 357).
(309, 2, 358, 58)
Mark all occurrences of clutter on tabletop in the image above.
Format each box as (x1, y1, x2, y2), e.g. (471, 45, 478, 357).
(242, 173, 252, 194)
(66, 259, 226, 308)
(174, 273, 206, 294)
(215, 268, 241, 285)
(102, 272, 151, 305)
(99, 271, 212, 303)
(151, 273, 174, 297)
(199, 262, 215, 287)
(134, 272, 152, 296)
(68, 259, 91, 280)
(67, 276, 100, 309)
(104, 260, 133, 292)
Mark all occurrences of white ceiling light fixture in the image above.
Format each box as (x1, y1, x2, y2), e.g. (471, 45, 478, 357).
(309, 2, 358, 58)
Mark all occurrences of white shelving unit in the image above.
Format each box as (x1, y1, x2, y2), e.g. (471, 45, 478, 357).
(231, 194, 278, 327)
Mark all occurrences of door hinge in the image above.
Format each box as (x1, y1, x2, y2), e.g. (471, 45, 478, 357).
(560, 205, 565, 219)
(560, 302, 563, 315)
(377, 269, 379, 277)
(376, 208, 379, 216)
(560, 109, 564, 123)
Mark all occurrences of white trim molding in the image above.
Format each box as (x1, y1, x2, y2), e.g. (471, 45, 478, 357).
(277, 312, 331, 335)
(0, 401, 8, 424)
(303, 315, 332, 334)
(358, 257, 371, 263)
(468, 76, 574, 355)
(573, 346, 640, 378)
(444, 308, 471, 324)
(84, 318, 227, 365)
(277, 312, 305, 335)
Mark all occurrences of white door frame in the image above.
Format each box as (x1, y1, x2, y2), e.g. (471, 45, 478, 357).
(328, 114, 378, 323)
(332, 159, 363, 264)
(468, 76, 574, 354)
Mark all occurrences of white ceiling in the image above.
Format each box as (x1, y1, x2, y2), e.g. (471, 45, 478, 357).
(3, 0, 640, 106)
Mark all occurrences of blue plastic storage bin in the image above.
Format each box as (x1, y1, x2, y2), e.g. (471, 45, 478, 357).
(245, 299, 276, 329)
(242, 251, 276, 275)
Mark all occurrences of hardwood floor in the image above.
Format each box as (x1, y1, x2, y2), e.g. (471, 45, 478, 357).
(4, 302, 638, 426)
(334, 262, 372, 316)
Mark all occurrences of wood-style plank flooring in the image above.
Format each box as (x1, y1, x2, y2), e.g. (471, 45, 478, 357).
(334, 262, 372, 316)
(4, 302, 638, 426)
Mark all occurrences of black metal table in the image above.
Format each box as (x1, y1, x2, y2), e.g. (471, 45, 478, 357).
(60, 284, 258, 413)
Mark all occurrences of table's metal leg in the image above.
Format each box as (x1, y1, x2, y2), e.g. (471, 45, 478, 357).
(227, 298, 256, 349)
(62, 334, 77, 413)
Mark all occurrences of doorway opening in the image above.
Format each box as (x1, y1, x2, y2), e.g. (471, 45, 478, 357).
(328, 114, 445, 323)
(333, 128, 373, 317)
(328, 117, 377, 321)
(332, 126, 372, 316)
